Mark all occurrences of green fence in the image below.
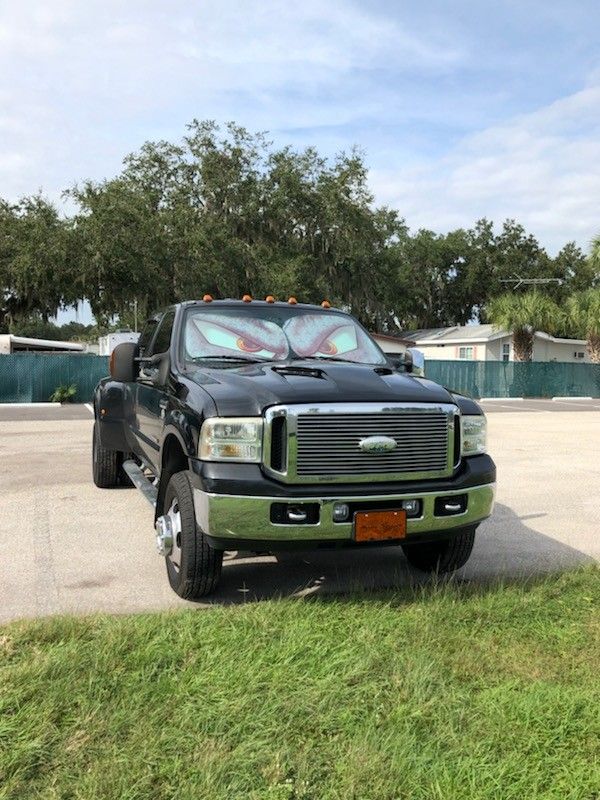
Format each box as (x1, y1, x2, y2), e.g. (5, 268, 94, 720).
(0, 354, 109, 403)
(425, 360, 600, 399)
(0, 354, 599, 403)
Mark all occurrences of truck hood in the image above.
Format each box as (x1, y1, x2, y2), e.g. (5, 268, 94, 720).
(187, 360, 456, 416)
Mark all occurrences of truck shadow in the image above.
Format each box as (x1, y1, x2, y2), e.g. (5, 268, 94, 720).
(201, 503, 595, 605)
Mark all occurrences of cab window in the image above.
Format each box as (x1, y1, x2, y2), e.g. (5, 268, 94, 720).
(138, 318, 160, 356)
(149, 311, 175, 356)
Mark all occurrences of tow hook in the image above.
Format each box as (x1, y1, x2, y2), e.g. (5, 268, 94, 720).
(155, 516, 173, 557)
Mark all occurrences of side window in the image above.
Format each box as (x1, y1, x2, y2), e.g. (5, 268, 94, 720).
(138, 318, 159, 356)
(148, 311, 176, 356)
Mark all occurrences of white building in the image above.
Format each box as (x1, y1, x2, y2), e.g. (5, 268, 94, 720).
(371, 332, 415, 354)
(402, 325, 589, 363)
(0, 335, 85, 354)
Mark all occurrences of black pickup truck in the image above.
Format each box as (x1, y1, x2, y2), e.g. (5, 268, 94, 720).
(93, 298, 495, 598)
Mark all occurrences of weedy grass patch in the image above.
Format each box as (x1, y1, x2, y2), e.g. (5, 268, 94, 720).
(1, 568, 599, 800)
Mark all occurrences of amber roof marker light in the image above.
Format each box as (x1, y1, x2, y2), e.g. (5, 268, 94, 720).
(202, 294, 213, 302)
(242, 294, 252, 303)
(288, 296, 298, 305)
(265, 295, 275, 303)
(321, 299, 331, 309)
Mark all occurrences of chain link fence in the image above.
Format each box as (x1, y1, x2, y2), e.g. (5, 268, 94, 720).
(0, 354, 109, 403)
(425, 360, 600, 399)
(0, 354, 599, 402)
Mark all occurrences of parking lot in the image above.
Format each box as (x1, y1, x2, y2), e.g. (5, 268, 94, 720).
(1, 401, 598, 623)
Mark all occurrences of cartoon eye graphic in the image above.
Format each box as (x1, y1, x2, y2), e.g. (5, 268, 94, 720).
(236, 336, 263, 353)
(317, 338, 338, 355)
(189, 317, 288, 360)
(315, 326, 357, 356)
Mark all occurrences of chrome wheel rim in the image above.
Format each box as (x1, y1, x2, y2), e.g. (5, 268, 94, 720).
(166, 497, 183, 572)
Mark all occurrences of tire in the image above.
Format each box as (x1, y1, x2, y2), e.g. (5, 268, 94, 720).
(401, 527, 477, 574)
(164, 471, 223, 599)
(92, 421, 119, 488)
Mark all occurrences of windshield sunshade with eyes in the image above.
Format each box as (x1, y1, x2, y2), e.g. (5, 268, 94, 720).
(184, 310, 385, 365)
(186, 315, 290, 360)
(283, 314, 376, 361)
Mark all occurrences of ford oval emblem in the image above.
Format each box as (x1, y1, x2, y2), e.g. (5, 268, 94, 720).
(358, 435, 397, 453)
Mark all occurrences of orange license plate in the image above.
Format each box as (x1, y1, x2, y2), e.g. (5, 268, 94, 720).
(354, 509, 407, 542)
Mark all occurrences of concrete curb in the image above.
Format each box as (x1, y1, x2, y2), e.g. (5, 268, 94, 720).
(0, 402, 61, 408)
(479, 397, 524, 402)
(552, 397, 593, 402)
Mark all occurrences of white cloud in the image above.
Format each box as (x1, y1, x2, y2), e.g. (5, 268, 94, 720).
(0, 0, 464, 203)
(0, 152, 28, 172)
(371, 83, 600, 254)
(172, 0, 462, 74)
(0, 0, 599, 256)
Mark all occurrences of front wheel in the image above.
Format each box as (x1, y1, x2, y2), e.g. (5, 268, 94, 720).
(163, 471, 223, 599)
(401, 527, 476, 574)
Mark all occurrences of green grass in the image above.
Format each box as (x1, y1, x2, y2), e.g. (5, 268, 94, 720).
(1, 569, 599, 800)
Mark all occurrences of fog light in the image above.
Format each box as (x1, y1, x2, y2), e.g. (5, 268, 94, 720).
(402, 499, 420, 517)
(333, 503, 350, 522)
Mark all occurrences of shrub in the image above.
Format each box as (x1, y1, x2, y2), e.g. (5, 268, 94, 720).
(49, 384, 77, 403)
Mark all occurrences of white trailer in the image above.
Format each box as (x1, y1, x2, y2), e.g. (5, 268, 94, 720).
(98, 331, 140, 356)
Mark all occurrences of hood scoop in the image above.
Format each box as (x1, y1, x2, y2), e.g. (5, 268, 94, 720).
(272, 365, 324, 379)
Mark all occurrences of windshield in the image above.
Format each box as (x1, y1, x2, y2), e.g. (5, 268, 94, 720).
(182, 306, 386, 365)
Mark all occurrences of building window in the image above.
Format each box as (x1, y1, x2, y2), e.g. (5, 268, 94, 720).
(502, 343, 510, 362)
(574, 351, 585, 359)
(458, 346, 474, 360)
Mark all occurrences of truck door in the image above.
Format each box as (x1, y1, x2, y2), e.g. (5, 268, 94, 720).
(134, 310, 176, 468)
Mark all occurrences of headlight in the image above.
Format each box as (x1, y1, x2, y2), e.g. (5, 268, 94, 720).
(461, 415, 487, 456)
(199, 417, 263, 462)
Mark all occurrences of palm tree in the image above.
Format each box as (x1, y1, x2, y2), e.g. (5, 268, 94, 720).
(487, 291, 564, 361)
(590, 234, 600, 271)
(566, 289, 600, 362)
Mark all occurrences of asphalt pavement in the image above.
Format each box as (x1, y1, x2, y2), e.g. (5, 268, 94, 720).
(1, 398, 599, 423)
(479, 398, 600, 412)
(0, 402, 598, 622)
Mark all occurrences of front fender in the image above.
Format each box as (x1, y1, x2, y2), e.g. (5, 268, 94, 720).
(160, 409, 202, 464)
(449, 391, 484, 416)
(155, 411, 203, 519)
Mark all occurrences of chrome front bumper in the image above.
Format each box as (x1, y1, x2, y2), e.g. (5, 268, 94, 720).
(193, 483, 496, 543)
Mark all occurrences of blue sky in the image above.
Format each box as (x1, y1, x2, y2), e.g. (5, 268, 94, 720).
(1, 0, 600, 322)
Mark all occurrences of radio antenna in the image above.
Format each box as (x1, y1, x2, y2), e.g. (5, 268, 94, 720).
(499, 277, 564, 290)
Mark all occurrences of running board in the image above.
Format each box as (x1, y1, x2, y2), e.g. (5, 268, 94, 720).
(122, 460, 158, 507)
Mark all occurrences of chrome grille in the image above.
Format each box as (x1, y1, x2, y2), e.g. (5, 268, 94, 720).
(263, 403, 457, 484)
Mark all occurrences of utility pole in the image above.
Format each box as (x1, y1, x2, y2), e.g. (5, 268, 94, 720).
(134, 299, 138, 333)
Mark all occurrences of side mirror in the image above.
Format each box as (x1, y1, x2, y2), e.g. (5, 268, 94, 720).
(406, 347, 425, 376)
(384, 350, 425, 376)
(385, 353, 405, 370)
(110, 342, 139, 383)
(138, 351, 170, 386)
